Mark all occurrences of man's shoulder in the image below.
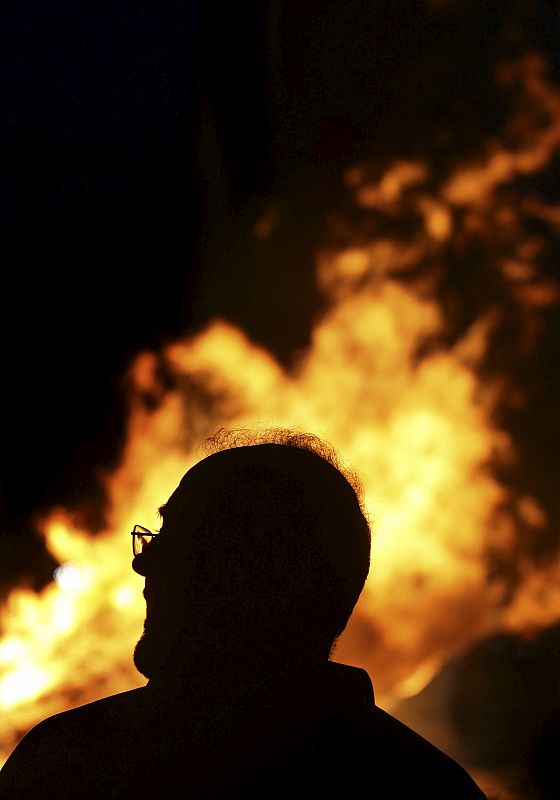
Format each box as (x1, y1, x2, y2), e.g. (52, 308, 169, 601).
(0, 687, 149, 798)
(0, 688, 144, 798)
(25, 686, 148, 739)
(312, 664, 486, 798)
(327, 702, 486, 798)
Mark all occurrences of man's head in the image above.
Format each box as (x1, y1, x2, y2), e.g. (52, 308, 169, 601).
(132, 429, 371, 679)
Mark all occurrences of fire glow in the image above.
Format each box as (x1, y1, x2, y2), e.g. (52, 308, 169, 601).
(2, 54, 560, 785)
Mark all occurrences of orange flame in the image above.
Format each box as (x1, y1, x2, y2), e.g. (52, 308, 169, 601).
(2, 55, 560, 779)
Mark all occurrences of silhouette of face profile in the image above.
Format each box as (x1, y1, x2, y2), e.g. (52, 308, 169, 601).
(131, 455, 220, 679)
(132, 444, 370, 680)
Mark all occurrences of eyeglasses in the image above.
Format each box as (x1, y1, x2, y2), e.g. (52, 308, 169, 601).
(131, 524, 159, 556)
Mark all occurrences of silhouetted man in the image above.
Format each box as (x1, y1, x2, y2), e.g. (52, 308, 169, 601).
(0, 429, 487, 797)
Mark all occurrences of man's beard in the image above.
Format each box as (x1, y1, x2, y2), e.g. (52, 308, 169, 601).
(133, 618, 178, 679)
(133, 628, 157, 678)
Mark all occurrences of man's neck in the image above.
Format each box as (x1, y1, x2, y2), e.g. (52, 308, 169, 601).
(145, 645, 329, 711)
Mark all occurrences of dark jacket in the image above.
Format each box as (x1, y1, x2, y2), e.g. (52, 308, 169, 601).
(0, 661, 486, 798)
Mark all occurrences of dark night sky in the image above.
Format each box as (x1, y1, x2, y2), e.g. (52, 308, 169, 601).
(1, 1, 559, 591)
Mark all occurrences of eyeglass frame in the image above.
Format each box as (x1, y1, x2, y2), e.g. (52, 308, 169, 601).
(131, 524, 159, 556)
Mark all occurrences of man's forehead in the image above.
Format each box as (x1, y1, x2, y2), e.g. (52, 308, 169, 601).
(159, 443, 334, 523)
(158, 458, 219, 525)
(158, 448, 261, 524)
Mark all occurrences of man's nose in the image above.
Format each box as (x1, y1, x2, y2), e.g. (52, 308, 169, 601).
(132, 547, 155, 577)
(132, 551, 147, 576)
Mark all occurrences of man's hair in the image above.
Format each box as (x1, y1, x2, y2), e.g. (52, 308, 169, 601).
(195, 427, 371, 653)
